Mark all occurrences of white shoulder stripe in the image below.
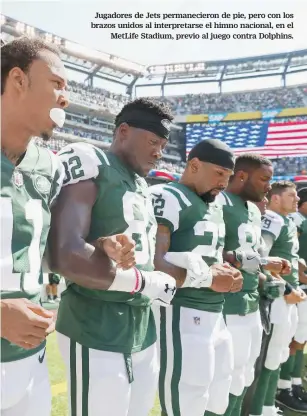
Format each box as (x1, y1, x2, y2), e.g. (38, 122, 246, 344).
(93, 146, 110, 166)
(163, 185, 192, 207)
(216, 192, 232, 206)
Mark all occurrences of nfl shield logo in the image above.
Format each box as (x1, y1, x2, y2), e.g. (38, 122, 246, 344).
(13, 170, 23, 187)
(194, 317, 200, 325)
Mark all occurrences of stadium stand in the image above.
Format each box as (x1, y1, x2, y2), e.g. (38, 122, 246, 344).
(159, 85, 307, 115)
(67, 81, 307, 115)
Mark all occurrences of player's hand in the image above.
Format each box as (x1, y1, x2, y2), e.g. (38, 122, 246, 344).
(234, 250, 261, 273)
(210, 263, 243, 293)
(280, 259, 291, 275)
(97, 234, 136, 270)
(262, 279, 285, 300)
(140, 271, 176, 306)
(263, 257, 291, 275)
(1, 299, 54, 349)
(285, 288, 307, 304)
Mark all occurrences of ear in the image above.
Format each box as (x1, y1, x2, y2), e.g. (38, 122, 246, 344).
(236, 170, 249, 183)
(271, 194, 280, 204)
(117, 123, 130, 142)
(7, 67, 29, 93)
(188, 157, 201, 174)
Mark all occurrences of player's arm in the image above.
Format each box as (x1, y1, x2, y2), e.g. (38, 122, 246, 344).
(48, 143, 177, 305)
(154, 224, 188, 288)
(261, 233, 291, 275)
(48, 179, 117, 290)
(49, 180, 176, 305)
(154, 224, 243, 292)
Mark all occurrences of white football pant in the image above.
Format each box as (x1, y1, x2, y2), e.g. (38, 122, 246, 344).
(225, 310, 263, 397)
(57, 332, 159, 416)
(154, 305, 234, 416)
(1, 348, 51, 416)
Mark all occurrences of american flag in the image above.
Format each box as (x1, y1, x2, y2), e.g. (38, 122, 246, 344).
(185, 120, 307, 158)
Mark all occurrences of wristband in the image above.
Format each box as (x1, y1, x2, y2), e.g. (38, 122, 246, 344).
(108, 266, 143, 293)
(260, 257, 269, 266)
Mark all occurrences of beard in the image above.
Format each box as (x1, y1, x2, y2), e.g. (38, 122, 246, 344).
(41, 129, 53, 142)
(41, 133, 51, 142)
(199, 188, 224, 204)
(241, 182, 263, 202)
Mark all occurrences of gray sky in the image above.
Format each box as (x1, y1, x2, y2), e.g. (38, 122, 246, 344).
(2, 0, 307, 95)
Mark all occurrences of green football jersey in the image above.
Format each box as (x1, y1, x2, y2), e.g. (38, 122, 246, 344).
(1, 142, 64, 362)
(56, 143, 157, 353)
(150, 182, 225, 313)
(262, 210, 299, 288)
(289, 212, 307, 264)
(216, 192, 262, 316)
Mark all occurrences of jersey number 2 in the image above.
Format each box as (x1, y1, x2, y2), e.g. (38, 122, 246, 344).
(63, 156, 85, 185)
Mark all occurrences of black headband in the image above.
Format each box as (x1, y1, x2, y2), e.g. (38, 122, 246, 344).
(116, 110, 171, 140)
(188, 138, 235, 170)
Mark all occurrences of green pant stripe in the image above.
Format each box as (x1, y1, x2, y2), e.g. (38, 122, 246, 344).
(70, 340, 77, 416)
(171, 305, 182, 415)
(159, 307, 168, 414)
(82, 346, 89, 416)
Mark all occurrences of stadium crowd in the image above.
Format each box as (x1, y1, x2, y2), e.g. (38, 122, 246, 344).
(162, 85, 307, 115)
(68, 80, 129, 114)
(67, 80, 307, 115)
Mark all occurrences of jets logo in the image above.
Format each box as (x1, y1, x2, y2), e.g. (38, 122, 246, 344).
(34, 175, 51, 195)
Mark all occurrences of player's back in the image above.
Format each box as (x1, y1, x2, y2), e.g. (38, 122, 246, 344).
(150, 181, 225, 312)
(56, 143, 157, 354)
(216, 191, 262, 315)
(1, 142, 64, 362)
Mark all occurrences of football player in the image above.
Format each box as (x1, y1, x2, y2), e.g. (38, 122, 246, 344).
(277, 187, 307, 406)
(1, 37, 68, 416)
(241, 196, 290, 416)
(48, 98, 177, 416)
(250, 181, 307, 415)
(213, 155, 289, 416)
(150, 139, 243, 416)
(1, 37, 141, 416)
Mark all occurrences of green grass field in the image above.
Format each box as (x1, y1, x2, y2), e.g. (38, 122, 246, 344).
(47, 331, 305, 416)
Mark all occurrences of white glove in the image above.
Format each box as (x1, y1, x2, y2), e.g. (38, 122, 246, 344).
(164, 252, 213, 288)
(234, 250, 261, 273)
(263, 279, 286, 300)
(140, 270, 177, 306)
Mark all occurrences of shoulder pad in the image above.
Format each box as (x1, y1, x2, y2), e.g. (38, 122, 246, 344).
(149, 184, 191, 232)
(262, 209, 285, 239)
(48, 151, 66, 205)
(58, 143, 109, 186)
